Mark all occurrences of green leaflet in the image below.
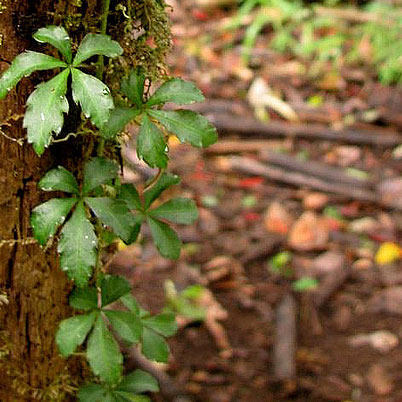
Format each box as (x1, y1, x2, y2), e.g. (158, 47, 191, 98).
(137, 115, 168, 169)
(105, 310, 143, 344)
(121, 69, 146, 108)
(100, 107, 140, 140)
(86, 315, 123, 385)
(116, 370, 159, 394)
(148, 109, 217, 148)
(83, 157, 119, 195)
(113, 392, 150, 402)
(71, 68, 114, 128)
(73, 33, 123, 66)
(56, 311, 98, 357)
(33, 25, 72, 63)
(38, 166, 79, 195)
(0, 51, 66, 99)
(143, 173, 180, 209)
(142, 312, 177, 337)
(119, 184, 142, 211)
(78, 384, 109, 402)
(24, 68, 70, 155)
(146, 78, 204, 107)
(101, 275, 131, 307)
(148, 198, 198, 225)
(58, 201, 97, 287)
(69, 287, 98, 311)
(31, 197, 76, 245)
(141, 327, 169, 363)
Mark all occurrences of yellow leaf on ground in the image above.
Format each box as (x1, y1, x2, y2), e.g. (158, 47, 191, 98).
(375, 242, 402, 265)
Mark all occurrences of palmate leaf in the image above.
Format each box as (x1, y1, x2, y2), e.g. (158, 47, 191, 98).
(146, 78, 204, 107)
(24, 68, 70, 155)
(38, 166, 79, 195)
(117, 370, 159, 394)
(33, 26, 72, 63)
(69, 287, 98, 311)
(73, 33, 123, 66)
(105, 310, 143, 344)
(148, 198, 198, 225)
(121, 69, 146, 108)
(143, 173, 180, 209)
(56, 310, 98, 357)
(137, 115, 168, 169)
(87, 315, 123, 385)
(83, 157, 118, 195)
(148, 109, 217, 148)
(31, 197, 76, 245)
(85, 197, 135, 243)
(71, 68, 114, 128)
(142, 312, 177, 337)
(119, 184, 142, 211)
(101, 275, 131, 307)
(58, 201, 97, 287)
(141, 327, 169, 363)
(0, 51, 66, 99)
(100, 107, 140, 140)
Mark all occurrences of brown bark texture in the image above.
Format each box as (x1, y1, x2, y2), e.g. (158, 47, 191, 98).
(0, 1, 100, 400)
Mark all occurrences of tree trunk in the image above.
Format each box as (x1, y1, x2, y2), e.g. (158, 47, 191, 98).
(0, 1, 100, 400)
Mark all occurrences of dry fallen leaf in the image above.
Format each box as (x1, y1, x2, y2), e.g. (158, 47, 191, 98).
(375, 242, 402, 265)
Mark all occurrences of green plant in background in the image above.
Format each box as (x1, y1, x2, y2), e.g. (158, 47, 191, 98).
(0, 17, 217, 401)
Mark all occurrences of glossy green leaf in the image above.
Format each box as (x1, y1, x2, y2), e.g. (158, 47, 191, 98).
(149, 109, 217, 148)
(147, 217, 181, 260)
(71, 68, 114, 128)
(85, 197, 135, 243)
(58, 201, 97, 287)
(73, 33, 123, 66)
(141, 327, 169, 363)
(101, 275, 131, 307)
(105, 310, 143, 344)
(33, 26, 72, 63)
(31, 197, 76, 245)
(0, 51, 66, 99)
(143, 173, 180, 209)
(117, 370, 159, 394)
(38, 166, 79, 195)
(149, 198, 198, 225)
(121, 69, 145, 108)
(147, 78, 204, 107)
(137, 115, 168, 169)
(83, 157, 119, 195)
(142, 312, 177, 337)
(56, 311, 98, 357)
(69, 287, 98, 311)
(87, 315, 123, 385)
(100, 107, 140, 140)
(119, 184, 142, 211)
(24, 68, 70, 155)
(78, 384, 109, 402)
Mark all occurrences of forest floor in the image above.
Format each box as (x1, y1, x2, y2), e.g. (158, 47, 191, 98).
(112, 2, 402, 401)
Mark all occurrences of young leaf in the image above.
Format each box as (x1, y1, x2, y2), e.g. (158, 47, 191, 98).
(148, 109, 217, 148)
(100, 107, 140, 140)
(38, 166, 79, 195)
(119, 184, 142, 211)
(105, 310, 143, 344)
(78, 384, 109, 402)
(147, 217, 181, 260)
(83, 157, 118, 195)
(146, 78, 204, 107)
(71, 68, 114, 128)
(31, 198, 76, 245)
(0, 51, 67, 99)
(101, 275, 131, 307)
(69, 287, 98, 311)
(117, 370, 159, 394)
(141, 327, 169, 363)
(33, 26, 72, 63)
(24, 68, 70, 155)
(87, 315, 123, 385)
(148, 198, 198, 225)
(58, 201, 97, 287)
(85, 197, 135, 243)
(121, 69, 146, 108)
(56, 311, 98, 357)
(143, 173, 180, 209)
(142, 312, 177, 337)
(73, 33, 123, 66)
(137, 115, 168, 169)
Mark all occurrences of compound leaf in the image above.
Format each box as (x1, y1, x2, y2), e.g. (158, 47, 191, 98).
(137, 115, 168, 169)
(31, 197, 76, 245)
(117, 370, 159, 394)
(87, 315, 123, 385)
(105, 310, 143, 344)
(147, 217, 181, 260)
(147, 78, 204, 107)
(0, 51, 66, 99)
(73, 33, 123, 66)
(33, 26, 72, 63)
(69, 287, 98, 311)
(141, 327, 169, 363)
(149, 198, 198, 225)
(101, 275, 131, 307)
(38, 166, 79, 195)
(71, 68, 113, 128)
(56, 311, 98, 357)
(78, 384, 109, 402)
(142, 312, 177, 337)
(83, 157, 119, 195)
(121, 69, 145, 108)
(100, 107, 140, 140)
(24, 68, 70, 155)
(143, 173, 180, 209)
(119, 184, 142, 211)
(58, 201, 97, 287)
(149, 109, 217, 148)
